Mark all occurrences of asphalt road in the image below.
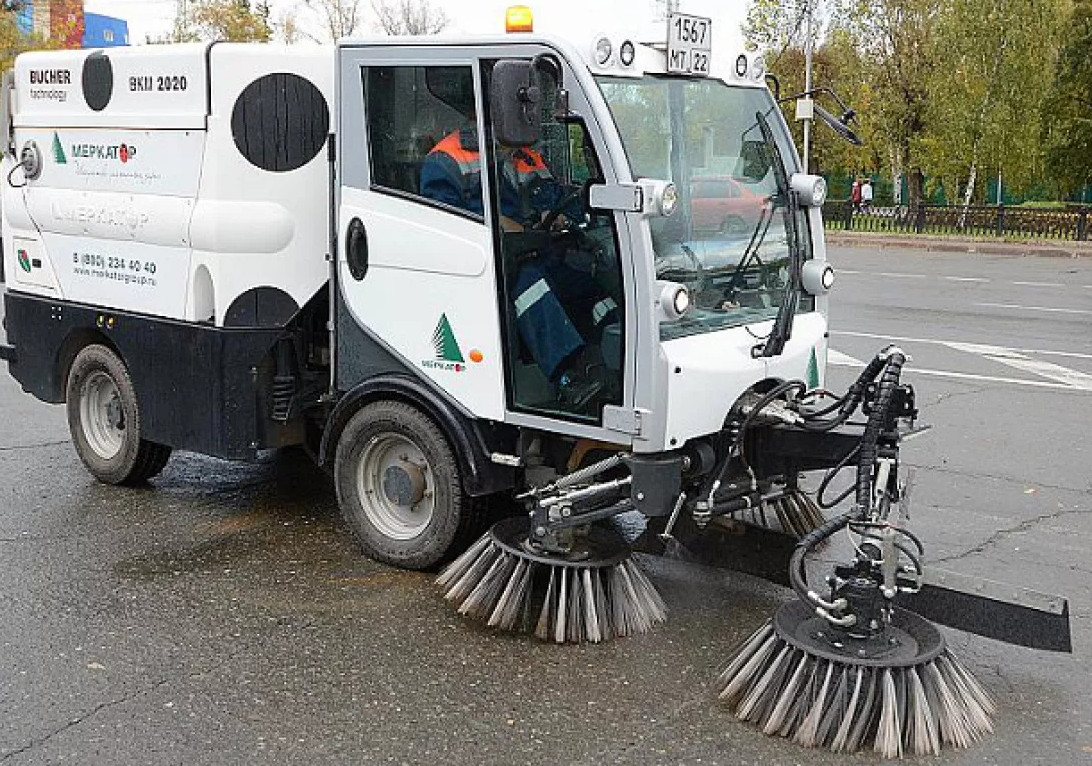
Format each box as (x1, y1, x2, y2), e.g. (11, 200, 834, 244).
(1, 246, 1090, 765)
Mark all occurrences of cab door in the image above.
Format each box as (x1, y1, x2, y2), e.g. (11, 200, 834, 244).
(335, 46, 506, 421)
(335, 43, 637, 445)
(474, 47, 639, 444)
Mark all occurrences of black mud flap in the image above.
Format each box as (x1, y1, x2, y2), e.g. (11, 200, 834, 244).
(900, 569, 1072, 653)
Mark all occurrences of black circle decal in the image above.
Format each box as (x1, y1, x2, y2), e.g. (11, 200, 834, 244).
(231, 73, 329, 173)
(82, 52, 113, 112)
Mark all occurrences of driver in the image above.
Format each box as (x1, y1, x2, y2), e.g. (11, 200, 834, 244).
(421, 126, 617, 409)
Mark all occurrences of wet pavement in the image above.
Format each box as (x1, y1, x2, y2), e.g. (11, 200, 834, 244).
(1, 246, 1090, 765)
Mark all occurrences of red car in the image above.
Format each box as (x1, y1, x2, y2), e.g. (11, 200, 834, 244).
(690, 176, 768, 234)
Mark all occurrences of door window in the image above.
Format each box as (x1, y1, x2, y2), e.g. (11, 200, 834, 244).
(483, 61, 626, 422)
(364, 65, 483, 218)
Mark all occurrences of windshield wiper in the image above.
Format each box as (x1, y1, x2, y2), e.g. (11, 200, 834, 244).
(723, 196, 775, 298)
(754, 110, 801, 358)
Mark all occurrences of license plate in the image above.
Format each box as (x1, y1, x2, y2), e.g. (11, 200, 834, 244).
(667, 13, 712, 76)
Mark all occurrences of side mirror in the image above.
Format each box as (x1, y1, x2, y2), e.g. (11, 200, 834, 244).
(814, 102, 862, 146)
(490, 59, 542, 147)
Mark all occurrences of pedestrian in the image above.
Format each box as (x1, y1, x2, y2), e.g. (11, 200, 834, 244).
(851, 178, 862, 212)
(861, 178, 873, 213)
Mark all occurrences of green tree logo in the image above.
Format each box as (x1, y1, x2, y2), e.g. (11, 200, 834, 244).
(51, 132, 66, 164)
(807, 348, 820, 390)
(432, 314, 464, 363)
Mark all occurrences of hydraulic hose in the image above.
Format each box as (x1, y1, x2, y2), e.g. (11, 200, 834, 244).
(789, 507, 860, 607)
(701, 380, 807, 502)
(854, 350, 905, 513)
(802, 348, 892, 431)
(791, 347, 907, 610)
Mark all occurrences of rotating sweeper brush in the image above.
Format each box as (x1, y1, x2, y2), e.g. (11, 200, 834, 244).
(438, 453, 666, 643)
(437, 516, 665, 643)
(717, 348, 995, 757)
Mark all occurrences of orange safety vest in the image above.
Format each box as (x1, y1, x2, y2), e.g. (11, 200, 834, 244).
(429, 130, 553, 190)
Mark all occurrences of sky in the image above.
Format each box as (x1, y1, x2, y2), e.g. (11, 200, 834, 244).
(84, 0, 747, 48)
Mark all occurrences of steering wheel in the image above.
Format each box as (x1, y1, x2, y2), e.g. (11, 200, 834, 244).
(537, 187, 585, 232)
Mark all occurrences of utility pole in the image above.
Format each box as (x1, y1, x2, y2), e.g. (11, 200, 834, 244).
(802, 0, 813, 173)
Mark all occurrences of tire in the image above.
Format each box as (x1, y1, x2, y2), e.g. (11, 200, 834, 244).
(334, 400, 483, 570)
(65, 344, 172, 485)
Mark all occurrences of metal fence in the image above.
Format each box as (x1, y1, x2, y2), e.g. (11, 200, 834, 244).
(822, 201, 1092, 241)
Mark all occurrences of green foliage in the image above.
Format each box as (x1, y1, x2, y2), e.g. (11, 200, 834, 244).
(1043, 0, 1092, 197)
(748, 0, 1089, 204)
(922, 0, 1062, 201)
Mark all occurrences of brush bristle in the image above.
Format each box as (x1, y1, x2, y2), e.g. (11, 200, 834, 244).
(437, 534, 666, 643)
(739, 491, 827, 538)
(717, 621, 995, 757)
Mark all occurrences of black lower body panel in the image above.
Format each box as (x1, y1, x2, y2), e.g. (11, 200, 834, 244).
(3, 291, 291, 460)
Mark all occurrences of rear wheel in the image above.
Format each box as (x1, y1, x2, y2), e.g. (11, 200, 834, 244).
(66, 344, 172, 485)
(334, 400, 483, 570)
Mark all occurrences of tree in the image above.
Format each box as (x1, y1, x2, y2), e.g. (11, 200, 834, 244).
(923, 0, 1062, 209)
(305, 0, 364, 39)
(372, 0, 448, 35)
(837, 0, 943, 208)
(744, 0, 823, 56)
(1042, 0, 1092, 198)
(162, 0, 272, 43)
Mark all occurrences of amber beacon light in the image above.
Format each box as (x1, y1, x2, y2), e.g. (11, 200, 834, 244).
(505, 5, 534, 33)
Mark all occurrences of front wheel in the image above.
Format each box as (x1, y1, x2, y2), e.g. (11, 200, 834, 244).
(66, 344, 172, 485)
(334, 401, 482, 570)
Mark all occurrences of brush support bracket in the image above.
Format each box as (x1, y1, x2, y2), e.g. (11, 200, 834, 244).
(774, 600, 946, 668)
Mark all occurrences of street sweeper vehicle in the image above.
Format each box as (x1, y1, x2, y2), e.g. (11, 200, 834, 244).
(0, 8, 1073, 758)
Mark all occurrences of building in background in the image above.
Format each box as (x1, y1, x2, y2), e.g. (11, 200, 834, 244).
(84, 12, 129, 47)
(13, 1, 129, 48)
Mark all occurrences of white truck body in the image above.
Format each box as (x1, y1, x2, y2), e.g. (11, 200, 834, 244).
(2, 32, 828, 469)
(4, 44, 332, 327)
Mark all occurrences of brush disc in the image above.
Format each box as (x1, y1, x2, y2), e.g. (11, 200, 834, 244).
(718, 600, 995, 757)
(437, 517, 666, 643)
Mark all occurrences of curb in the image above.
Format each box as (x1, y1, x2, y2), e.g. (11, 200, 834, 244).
(824, 232, 1092, 258)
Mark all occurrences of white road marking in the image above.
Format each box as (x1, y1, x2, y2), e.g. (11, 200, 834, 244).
(827, 349, 864, 366)
(876, 271, 927, 279)
(944, 276, 990, 283)
(944, 342, 1092, 390)
(1011, 281, 1064, 288)
(837, 269, 861, 274)
(828, 353, 1087, 391)
(833, 330, 1092, 360)
(975, 302, 1092, 316)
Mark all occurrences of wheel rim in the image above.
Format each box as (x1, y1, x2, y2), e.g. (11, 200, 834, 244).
(79, 370, 125, 460)
(356, 433, 435, 541)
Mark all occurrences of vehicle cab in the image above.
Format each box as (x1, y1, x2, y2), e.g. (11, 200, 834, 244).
(334, 9, 832, 460)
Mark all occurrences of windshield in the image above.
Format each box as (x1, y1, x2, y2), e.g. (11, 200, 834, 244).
(596, 76, 814, 341)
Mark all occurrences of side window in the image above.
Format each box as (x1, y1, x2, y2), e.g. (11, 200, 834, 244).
(364, 65, 482, 217)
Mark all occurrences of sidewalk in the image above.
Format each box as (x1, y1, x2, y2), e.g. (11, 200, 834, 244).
(825, 230, 1092, 258)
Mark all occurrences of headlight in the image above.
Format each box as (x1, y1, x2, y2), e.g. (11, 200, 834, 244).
(801, 260, 835, 295)
(619, 40, 636, 67)
(660, 183, 679, 216)
(658, 281, 690, 320)
(594, 36, 613, 66)
(790, 173, 827, 207)
(672, 285, 691, 315)
(751, 55, 766, 79)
